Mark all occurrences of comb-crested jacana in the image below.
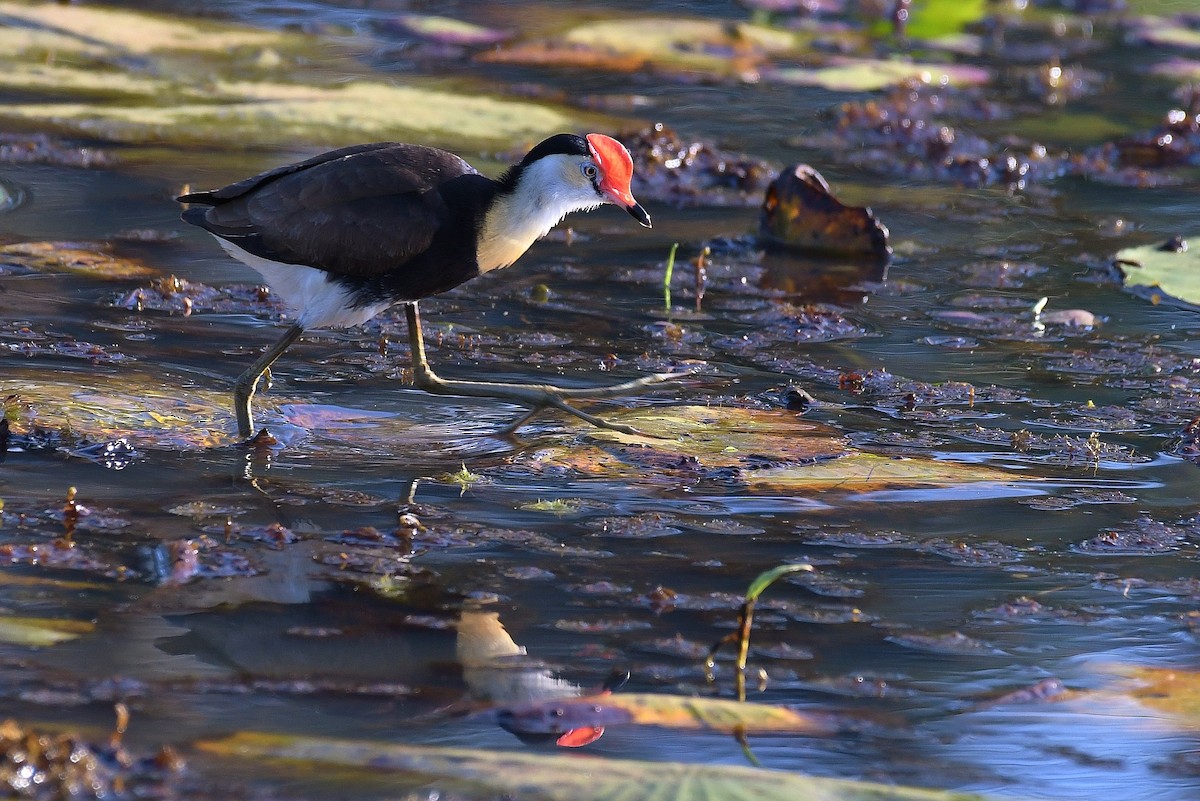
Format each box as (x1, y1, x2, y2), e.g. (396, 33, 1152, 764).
(178, 133, 678, 438)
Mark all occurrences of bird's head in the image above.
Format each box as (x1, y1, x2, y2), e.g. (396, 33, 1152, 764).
(509, 133, 652, 228)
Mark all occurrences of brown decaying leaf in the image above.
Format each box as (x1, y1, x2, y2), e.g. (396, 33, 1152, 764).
(759, 164, 892, 261)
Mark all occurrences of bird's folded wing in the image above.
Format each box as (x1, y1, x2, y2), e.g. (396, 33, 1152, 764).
(188, 146, 478, 278)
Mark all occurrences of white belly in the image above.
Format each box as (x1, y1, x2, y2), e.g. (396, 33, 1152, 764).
(216, 238, 393, 330)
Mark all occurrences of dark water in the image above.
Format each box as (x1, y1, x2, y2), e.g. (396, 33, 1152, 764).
(1, 2, 1199, 799)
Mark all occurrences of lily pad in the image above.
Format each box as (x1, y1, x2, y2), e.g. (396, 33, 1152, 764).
(524, 406, 1018, 492)
(1124, 667, 1200, 729)
(0, 63, 177, 101)
(3, 377, 235, 450)
(1115, 238, 1200, 308)
(770, 59, 990, 92)
(0, 241, 157, 280)
(2, 81, 585, 150)
(391, 14, 510, 46)
(903, 0, 989, 41)
(198, 732, 1014, 801)
(0, 615, 94, 647)
(481, 17, 800, 78)
(493, 692, 833, 736)
(0, 2, 608, 150)
(746, 452, 1021, 493)
(1129, 15, 1200, 51)
(582, 406, 850, 469)
(0, 0, 284, 56)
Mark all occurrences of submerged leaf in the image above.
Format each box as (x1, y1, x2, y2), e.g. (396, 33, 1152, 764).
(199, 732, 1009, 801)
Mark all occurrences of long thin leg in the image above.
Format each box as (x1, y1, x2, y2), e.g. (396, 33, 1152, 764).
(234, 323, 305, 438)
(404, 303, 685, 435)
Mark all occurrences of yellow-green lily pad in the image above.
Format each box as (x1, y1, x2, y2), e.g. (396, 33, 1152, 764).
(583, 406, 849, 468)
(0, 63, 177, 100)
(1115, 238, 1200, 309)
(0, 616, 94, 647)
(393, 14, 509, 46)
(1130, 15, 1200, 51)
(4, 377, 236, 450)
(770, 59, 990, 92)
(747, 452, 1020, 492)
(524, 406, 1018, 492)
(0, 0, 283, 55)
(0, 2, 611, 150)
(903, 0, 989, 41)
(1125, 667, 1200, 729)
(482, 17, 800, 78)
(496, 691, 833, 735)
(1, 80, 582, 149)
(198, 731, 1017, 801)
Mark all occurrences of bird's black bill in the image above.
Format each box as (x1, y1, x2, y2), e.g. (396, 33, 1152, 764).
(627, 202, 652, 228)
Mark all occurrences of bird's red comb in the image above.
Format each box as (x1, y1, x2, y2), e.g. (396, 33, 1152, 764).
(586, 133, 636, 206)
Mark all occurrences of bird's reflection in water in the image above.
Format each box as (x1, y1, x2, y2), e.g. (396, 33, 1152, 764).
(457, 605, 624, 747)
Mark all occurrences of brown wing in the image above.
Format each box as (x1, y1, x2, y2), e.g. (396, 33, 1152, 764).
(180, 144, 481, 278)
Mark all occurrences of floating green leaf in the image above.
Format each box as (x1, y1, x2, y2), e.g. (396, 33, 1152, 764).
(1115, 239, 1200, 308)
(198, 732, 1015, 801)
(904, 0, 989, 41)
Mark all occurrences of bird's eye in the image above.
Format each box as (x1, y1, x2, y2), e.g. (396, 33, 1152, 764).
(581, 163, 599, 181)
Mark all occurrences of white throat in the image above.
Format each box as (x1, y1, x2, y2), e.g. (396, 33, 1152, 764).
(476, 155, 602, 273)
